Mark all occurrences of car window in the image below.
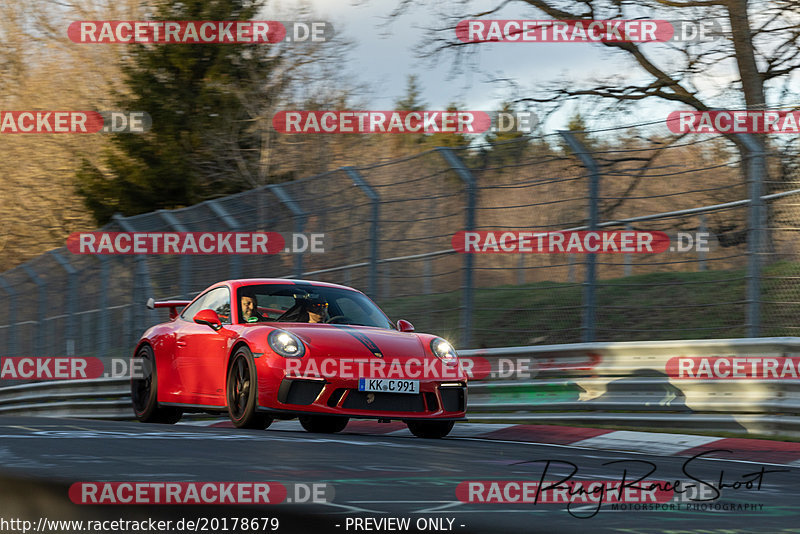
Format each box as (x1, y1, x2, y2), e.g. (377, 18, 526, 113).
(180, 293, 209, 321)
(264, 295, 297, 312)
(335, 296, 379, 325)
(203, 287, 231, 323)
(237, 289, 296, 323)
(180, 287, 231, 323)
(236, 284, 393, 328)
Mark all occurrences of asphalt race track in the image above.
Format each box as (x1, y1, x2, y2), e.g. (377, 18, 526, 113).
(0, 416, 798, 534)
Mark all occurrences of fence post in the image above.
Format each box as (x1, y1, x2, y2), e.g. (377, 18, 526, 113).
(343, 167, 380, 298)
(559, 131, 599, 343)
(568, 254, 575, 283)
(113, 214, 153, 346)
(436, 147, 476, 348)
(698, 215, 707, 272)
(424, 258, 433, 294)
(98, 256, 110, 358)
(382, 264, 391, 299)
(122, 306, 131, 352)
(624, 223, 633, 277)
(49, 251, 78, 356)
(21, 265, 46, 356)
(158, 210, 191, 298)
(0, 277, 17, 356)
(268, 185, 307, 278)
(735, 134, 767, 337)
(206, 200, 242, 279)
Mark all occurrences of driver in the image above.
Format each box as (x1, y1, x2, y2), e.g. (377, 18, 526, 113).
(240, 292, 265, 323)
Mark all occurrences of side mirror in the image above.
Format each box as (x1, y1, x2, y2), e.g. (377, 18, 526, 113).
(396, 319, 415, 333)
(194, 309, 222, 331)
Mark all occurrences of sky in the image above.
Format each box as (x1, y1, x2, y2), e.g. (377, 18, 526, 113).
(278, 0, 800, 136)
(298, 0, 689, 133)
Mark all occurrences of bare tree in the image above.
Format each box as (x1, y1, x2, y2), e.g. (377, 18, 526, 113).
(389, 0, 800, 244)
(397, 1, 800, 114)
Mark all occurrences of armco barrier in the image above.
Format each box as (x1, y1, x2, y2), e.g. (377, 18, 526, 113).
(0, 377, 131, 419)
(2, 337, 800, 438)
(461, 337, 800, 438)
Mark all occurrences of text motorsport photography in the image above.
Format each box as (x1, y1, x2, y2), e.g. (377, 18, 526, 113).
(456, 450, 780, 519)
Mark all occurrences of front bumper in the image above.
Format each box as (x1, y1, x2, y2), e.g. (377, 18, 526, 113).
(260, 376, 468, 420)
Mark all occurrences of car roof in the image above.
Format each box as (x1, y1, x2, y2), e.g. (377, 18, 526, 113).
(220, 279, 361, 293)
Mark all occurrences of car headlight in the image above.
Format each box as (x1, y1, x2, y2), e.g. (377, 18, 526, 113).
(268, 329, 305, 358)
(431, 337, 458, 364)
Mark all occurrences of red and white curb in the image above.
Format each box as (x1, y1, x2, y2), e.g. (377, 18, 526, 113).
(179, 420, 800, 465)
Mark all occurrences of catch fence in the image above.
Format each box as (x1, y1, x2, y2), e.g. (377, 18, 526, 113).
(0, 121, 797, 371)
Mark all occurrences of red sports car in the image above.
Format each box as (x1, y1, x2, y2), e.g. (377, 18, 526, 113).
(131, 279, 467, 438)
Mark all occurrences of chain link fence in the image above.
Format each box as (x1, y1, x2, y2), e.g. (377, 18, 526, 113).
(0, 122, 797, 372)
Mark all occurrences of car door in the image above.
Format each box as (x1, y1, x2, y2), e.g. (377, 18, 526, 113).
(157, 292, 208, 402)
(174, 286, 232, 405)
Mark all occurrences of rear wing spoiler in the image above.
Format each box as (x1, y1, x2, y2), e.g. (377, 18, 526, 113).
(146, 298, 191, 319)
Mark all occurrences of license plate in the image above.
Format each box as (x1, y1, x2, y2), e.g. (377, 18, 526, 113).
(358, 378, 419, 394)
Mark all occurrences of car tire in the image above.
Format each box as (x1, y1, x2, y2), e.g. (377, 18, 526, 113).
(406, 420, 454, 439)
(227, 346, 273, 429)
(299, 415, 349, 434)
(131, 345, 183, 424)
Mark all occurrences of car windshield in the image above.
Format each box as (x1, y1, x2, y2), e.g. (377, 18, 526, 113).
(236, 284, 394, 329)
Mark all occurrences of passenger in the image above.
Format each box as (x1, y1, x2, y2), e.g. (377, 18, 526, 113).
(303, 298, 329, 323)
(279, 295, 329, 323)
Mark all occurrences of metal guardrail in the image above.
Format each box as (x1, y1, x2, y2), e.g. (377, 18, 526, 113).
(2, 337, 800, 438)
(460, 337, 800, 438)
(0, 377, 131, 419)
